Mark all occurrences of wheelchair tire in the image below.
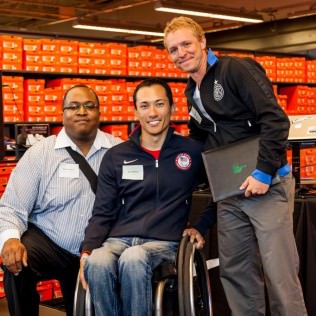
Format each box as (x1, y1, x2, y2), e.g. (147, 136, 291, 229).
(183, 241, 195, 316)
(73, 275, 86, 316)
(177, 236, 189, 316)
(194, 249, 212, 316)
(182, 241, 212, 316)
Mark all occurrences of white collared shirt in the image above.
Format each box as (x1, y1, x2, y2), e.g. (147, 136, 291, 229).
(0, 128, 121, 255)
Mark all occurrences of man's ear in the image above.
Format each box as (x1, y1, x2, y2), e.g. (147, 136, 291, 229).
(134, 106, 139, 119)
(201, 36, 206, 50)
(171, 103, 176, 114)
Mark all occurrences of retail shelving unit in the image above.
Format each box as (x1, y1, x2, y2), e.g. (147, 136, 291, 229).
(0, 69, 188, 160)
(1, 33, 316, 168)
(0, 30, 190, 160)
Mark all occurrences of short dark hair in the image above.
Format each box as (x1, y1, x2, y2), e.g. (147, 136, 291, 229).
(133, 78, 174, 108)
(62, 84, 100, 109)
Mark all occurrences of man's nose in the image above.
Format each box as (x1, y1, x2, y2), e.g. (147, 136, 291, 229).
(77, 104, 88, 114)
(177, 46, 186, 57)
(148, 105, 158, 116)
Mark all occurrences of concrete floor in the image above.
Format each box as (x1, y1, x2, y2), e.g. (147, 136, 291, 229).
(0, 298, 66, 316)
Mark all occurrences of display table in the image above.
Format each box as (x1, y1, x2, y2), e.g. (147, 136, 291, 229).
(191, 191, 316, 316)
(294, 197, 316, 316)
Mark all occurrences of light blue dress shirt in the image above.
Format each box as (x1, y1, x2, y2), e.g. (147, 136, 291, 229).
(0, 127, 121, 255)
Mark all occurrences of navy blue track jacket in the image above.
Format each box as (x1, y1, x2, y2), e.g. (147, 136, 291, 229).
(81, 126, 215, 253)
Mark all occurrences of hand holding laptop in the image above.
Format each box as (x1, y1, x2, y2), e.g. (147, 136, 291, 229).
(240, 176, 270, 197)
(202, 136, 281, 202)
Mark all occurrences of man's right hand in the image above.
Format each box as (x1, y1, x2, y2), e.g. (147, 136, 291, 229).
(1, 238, 28, 275)
(80, 254, 89, 290)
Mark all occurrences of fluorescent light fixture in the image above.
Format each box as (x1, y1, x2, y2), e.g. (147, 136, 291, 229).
(208, 25, 242, 33)
(150, 38, 164, 43)
(155, 2, 263, 23)
(73, 22, 164, 37)
(288, 9, 316, 19)
(204, 23, 242, 33)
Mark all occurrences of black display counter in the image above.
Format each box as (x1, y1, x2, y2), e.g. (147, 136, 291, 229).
(191, 191, 316, 316)
(294, 197, 316, 316)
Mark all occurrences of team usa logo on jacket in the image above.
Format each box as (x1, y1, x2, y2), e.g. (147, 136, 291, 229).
(175, 153, 192, 170)
(213, 80, 224, 101)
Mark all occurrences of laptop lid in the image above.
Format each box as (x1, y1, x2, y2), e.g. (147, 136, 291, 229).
(288, 115, 316, 141)
(202, 136, 260, 202)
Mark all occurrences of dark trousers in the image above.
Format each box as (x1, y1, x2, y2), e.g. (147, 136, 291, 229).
(3, 224, 80, 316)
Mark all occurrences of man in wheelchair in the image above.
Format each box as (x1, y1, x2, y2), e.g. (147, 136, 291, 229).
(79, 78, 215, 315)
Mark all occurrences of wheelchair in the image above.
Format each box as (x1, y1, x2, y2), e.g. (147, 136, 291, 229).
(73, 236, 213, 316)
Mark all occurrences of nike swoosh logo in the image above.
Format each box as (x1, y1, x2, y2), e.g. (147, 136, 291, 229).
(123, 159, 138, 164)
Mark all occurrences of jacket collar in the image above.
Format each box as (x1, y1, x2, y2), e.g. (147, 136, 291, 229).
(186, 48, 219, 94)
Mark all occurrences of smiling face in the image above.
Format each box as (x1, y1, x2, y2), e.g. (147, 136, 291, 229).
(134, 83, 174, 146)
(164, 27, 207, 80)
(62, 86, 100, 143)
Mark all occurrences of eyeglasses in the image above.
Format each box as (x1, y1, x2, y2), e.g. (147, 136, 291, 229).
(63, 101, 98, 111)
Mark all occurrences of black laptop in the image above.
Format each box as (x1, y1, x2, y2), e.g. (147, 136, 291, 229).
(202, 136, 262, 202)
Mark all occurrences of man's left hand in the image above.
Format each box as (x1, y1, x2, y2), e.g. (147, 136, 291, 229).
(240, 176, 269, 198)
(182, 228, 205, 249)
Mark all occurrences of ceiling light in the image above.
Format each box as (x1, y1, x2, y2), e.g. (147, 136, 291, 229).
(73, 21, 164, 37)
(155, 1, 264, 24)
(204, 23, 243, 33)
(288, 9, 316, 19)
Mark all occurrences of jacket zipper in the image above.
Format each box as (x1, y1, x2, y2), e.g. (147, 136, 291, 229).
(155, 159, 159, 208)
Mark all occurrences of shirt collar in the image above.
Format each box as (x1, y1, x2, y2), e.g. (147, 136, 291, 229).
(207, 48, 218, 66)
(54, 127, 110, 151)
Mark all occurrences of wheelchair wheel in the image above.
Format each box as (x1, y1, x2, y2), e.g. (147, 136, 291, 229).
(177, 235, 189, 316)
(73, 274, 95, 316)
(73, 274, 86, 316)
(193, 248, 212, 315)
(182, 240, 212, 316)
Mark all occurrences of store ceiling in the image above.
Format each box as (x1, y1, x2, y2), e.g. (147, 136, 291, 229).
(0, 0, 316, 56)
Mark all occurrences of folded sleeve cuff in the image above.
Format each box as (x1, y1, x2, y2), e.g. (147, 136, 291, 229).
(252, 163, 291, 185)
(251, 169, 272, 185)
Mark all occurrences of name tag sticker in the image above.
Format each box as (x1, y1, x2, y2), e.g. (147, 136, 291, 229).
(189, 107, 202, 124)
(59, 163, 80, 178)
(308, 126, 316, 134)
(122, 165, 144, 180)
